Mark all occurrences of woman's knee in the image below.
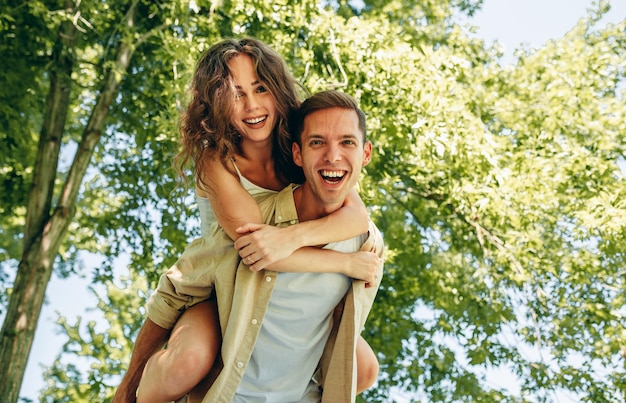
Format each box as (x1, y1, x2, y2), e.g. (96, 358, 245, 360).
(167, 301, 221, 380)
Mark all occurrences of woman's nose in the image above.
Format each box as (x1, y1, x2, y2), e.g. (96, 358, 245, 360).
(245, 93, 260, 111)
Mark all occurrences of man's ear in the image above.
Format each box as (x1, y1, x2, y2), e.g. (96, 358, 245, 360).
(362, 141, 373, 166)
(292, 142, 303, 167)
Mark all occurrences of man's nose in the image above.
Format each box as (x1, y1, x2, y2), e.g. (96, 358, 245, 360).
(324, 144, 342, 162)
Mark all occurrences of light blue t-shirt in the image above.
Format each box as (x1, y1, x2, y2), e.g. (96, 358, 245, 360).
(233, 234, 366, 403)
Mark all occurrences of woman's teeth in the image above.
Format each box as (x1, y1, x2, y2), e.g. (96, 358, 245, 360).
(244, 116, 266, 124)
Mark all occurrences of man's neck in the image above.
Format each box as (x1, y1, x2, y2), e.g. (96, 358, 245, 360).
(293, 185, 341, 222)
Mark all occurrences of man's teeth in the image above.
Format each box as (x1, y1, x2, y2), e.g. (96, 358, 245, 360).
(321, 170, 345, 178)
(244, 116, 266, 124)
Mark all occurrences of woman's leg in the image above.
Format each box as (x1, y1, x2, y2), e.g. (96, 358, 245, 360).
(355, 335, 379, 394)
(136, 300, 221, 403)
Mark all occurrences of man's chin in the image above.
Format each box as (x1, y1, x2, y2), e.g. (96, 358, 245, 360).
(318, 190, 348, 206)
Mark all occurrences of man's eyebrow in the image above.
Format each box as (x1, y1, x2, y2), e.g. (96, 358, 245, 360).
(304, 133, 359, 140)
(337, 133, 360, 141)
(301, 133, 323, 142)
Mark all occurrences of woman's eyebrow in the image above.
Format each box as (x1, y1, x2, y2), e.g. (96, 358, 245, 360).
(234, 80, 260, 89)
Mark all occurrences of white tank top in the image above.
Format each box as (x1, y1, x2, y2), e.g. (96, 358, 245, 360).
(196, 160, 276, 235)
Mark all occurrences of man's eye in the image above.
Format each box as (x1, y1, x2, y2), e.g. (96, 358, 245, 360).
(309, 140, 323, 146)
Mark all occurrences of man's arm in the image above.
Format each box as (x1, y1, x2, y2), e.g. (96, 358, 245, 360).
(113, 319, 170, 403)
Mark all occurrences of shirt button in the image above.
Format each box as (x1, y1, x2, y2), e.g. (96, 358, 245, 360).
(277, 215, 283, 221)
(237, 361, 244, 369)
(251, 318, 258, 325)
(265, 276, 272, 282)
(290, 220, 296, 224)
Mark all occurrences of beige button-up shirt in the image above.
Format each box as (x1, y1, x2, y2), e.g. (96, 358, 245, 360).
(146, 184, 384, 402)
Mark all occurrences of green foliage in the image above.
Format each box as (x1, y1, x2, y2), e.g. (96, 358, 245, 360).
(1, 0, 625, 401)
(39, 271, 148, 402)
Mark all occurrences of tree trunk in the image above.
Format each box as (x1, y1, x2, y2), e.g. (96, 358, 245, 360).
(0, 1, 138, 399)
(0, 2, 77, 398)
(0, 210, 74, 401)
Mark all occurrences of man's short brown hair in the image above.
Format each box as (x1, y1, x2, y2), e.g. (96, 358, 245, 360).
(291, 90, 367, 145)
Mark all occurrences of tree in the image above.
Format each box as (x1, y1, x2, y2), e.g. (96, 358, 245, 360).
(354, 3, 626, 401)
(2, 0, 625, 402)
(0, 0, 213, 399)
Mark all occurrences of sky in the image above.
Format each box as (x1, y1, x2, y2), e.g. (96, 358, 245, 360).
(16, 0, 626, 401)
(467, 0, 625, 64)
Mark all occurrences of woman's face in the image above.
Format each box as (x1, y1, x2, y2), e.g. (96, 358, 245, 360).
(228, 54, 278, 145)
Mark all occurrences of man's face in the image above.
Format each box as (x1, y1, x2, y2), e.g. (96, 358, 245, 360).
(292, 107, 372, 212)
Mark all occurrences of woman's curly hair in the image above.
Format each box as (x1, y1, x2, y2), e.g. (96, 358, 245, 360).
(175, 37, 306, 188)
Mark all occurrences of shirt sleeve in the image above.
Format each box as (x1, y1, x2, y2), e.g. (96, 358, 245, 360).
(146, 228, 237, 329)
(356, 220, 385, 330)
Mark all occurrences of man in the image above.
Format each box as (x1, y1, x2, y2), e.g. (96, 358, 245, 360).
(117, 90, 384, 402)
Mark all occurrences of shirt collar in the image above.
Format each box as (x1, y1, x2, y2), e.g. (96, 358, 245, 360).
(274, 184, 300, 225)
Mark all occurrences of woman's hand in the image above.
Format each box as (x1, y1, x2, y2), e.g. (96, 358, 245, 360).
(234, 224, 298, 271)
(345, 251, 381, 288)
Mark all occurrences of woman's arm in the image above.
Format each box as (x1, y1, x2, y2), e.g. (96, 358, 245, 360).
(270, 245, 380, 287)
(234, 188, 369, 265)
(278, 187, 369, 245)
(200, 160, 372, 277)
(198, 158, 263, 241)
(233, 223, 379, 285)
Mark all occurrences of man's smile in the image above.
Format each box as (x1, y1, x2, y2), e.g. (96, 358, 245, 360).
(319, 169, 347, 184)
